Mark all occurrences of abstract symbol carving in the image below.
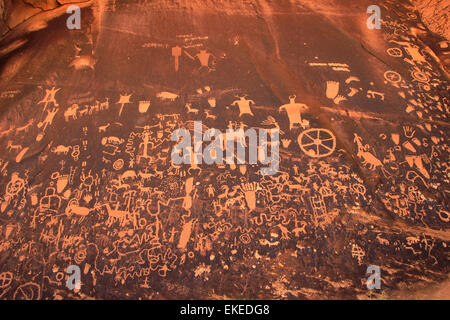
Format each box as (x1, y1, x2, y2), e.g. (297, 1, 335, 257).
(0, 272, 13, 289)
(5, 173, 25, 197)
(13, 282, 41, 300)
(386, 47, 403, 57)
(384, 70, 402, 84)
(411, 69, 429, 83)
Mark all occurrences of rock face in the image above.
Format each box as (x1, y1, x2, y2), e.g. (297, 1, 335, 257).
(0, 0, 83, 36)
(0, 0, 448, 300)
(413, 0, 450, 41)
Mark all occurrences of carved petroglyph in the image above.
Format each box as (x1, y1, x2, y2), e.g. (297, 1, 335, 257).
(0, 3, 448, 300)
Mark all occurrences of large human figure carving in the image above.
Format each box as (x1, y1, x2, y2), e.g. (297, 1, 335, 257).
(196, 50, 214, 68)
(231, 96, 255, 117)
(279, 95, 309, 130)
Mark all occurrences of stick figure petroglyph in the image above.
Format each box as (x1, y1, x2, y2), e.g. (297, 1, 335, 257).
(37, 108, 58, 132)
(38, 87, 60, 112)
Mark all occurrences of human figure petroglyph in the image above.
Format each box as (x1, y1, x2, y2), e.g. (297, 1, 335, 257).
(37, 108, 58, 132)
(80, 170, 99, 193)
(196, 49, 214, 68)
(184, 49, 215, 71)
(136, 126, 156, 164)
(279, 95, 309, 130)
(38, 87, 60, 113)
(231, 95, 255, 117)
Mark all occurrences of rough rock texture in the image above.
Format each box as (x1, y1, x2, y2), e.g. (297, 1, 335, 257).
(0, 0, 84, 36)
(413, 0, 450, 41)
(0, 0, 448, 300)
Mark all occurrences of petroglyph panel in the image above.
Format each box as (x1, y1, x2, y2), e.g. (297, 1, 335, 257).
(0, 0, 448, 300)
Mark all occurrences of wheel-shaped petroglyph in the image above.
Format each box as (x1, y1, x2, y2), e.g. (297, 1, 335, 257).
(298, 128, 336, 158)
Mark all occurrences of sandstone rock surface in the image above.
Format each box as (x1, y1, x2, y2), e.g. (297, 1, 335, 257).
(0, 0, 448, 300)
